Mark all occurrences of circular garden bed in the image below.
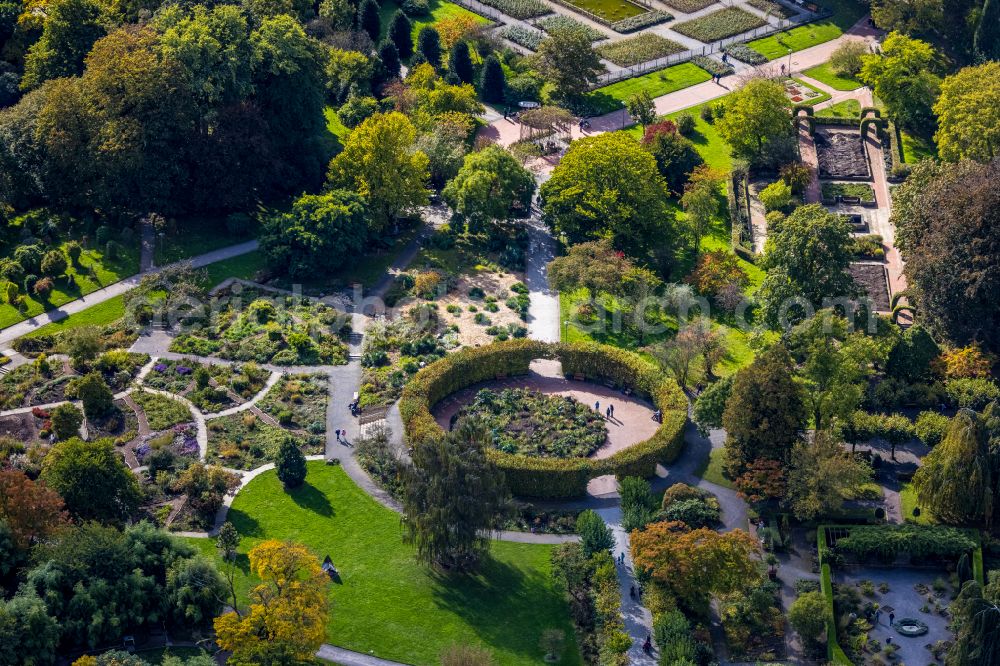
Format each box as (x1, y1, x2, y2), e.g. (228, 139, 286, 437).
(453, 387, 608, 458)
(400, 340, 688, 498)
(894, 618, 929, 637)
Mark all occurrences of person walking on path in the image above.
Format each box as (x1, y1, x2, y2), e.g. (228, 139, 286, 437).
(595, 400, 600, 413)
(609, 404, 615, 418)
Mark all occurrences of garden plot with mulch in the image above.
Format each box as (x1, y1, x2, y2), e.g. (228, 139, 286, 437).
(850, 263, 890, 312)
(815, 127, 871, 179)
(206, 411, 323, 470)
(258, 373, 328, 434)
(0, 351, 148, 410)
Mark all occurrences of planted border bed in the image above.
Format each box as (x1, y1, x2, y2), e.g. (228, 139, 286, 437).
(399, 340, 688, 498)
(534, 14, 607, 40)
(596, 33, 686, 66)
(672, 6, 766, 42)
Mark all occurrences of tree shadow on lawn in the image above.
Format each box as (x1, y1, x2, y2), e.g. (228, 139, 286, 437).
(290, 480, 335, 517)
(227, 507, 263, 538)
(428, 555, 570, 660)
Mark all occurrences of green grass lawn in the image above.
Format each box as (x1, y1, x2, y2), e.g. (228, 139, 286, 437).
(747, 0, 866, 60)
(154, 217, 256, 265)
(186, 463, 580, 666)
(20, 251, 266, 341)
(816, 98, 861, 118)
(0, 242, 140, 330)
(378, 0, 490, 53)
(585, 63, 713, 114)
(693, 447, 734, 489)
(561, 0, 645, 21)
(901, 131, 937, 163)
(624, 96, 734, 172)
(802, 61, 861, 90)
(899, 482, 934, 525)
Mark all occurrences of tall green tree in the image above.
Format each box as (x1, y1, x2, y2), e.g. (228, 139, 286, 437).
(859, 31, 942, 132)
(377, 39, 401, 80)
(442, 145, 535, 229)
(785, 430, 873, 520)
(787, 311, 877, 431)
(0, 588, 60, 665)
(934, 62, 1000, 162)
(679, 165, 724, 257)
(416, 26, 441, 66)
(947, 576, 1000, 666)
(576, 509, 614, 557)
(479, 54, 505, 103)
(327, 111, 430, 233)
(41, 437, 141, 523)
(546, 239, 633, 300)
(448, 40, 474, 84)
(402, 419, 510, 571)
(540, 132, 672, 257)
(892, 159, 1000, 351)
(625, 90, 656, 128)
(274, 437, 307, 489)
(641, 121, 703, 195)
(716, 78, 793, 166)
(21, 0, 106, 90)
(260, 190, 368, 279)
(358, 0, 380, 40)
(387, 10, 413, 59)
(533, 25, 603, 100)
(914, 409, 993, 526)
(722, 344, 805, 476)
(758, 204, 857, 328)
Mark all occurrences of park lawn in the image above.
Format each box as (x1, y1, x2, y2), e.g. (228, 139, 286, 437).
(901, 131, 937, 163)
(186, 463, 580, 666)
(323, 106, 351, 154)
(899, 482, 934, 525)
(816, 98, 861, 118)
(378, 0, 490, 50)
(561, 0, 645, 22)
(0, 242, 140, 330)
(746, 0, 866, 59)
(20, 251, 266, 341)
(586, 63, 713, 113)
(802, 61, 861, 90)
(624, 96, 734, 172)
(694, 447, 733, 489)
(154, 215, 256, 265)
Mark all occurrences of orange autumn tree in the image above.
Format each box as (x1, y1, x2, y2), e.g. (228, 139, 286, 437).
(214, 539, 330, 663)
(0, 470, 68, 551)
(631, 521, 760, 606)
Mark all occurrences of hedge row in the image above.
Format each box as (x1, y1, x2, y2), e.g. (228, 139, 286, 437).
(399, 340, 688, 498)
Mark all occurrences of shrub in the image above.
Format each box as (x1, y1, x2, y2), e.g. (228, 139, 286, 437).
(50, 403, 83, 440)
(66, 241, 83, 265)
(758, 180, 792, 211)
(945, 378, 1000, 409)
(33, 277, 54, 299)
(675, 113, 695, 136)
(672, 7, 765, 42)
(402, 0, 429, 15)
(691, 55, 733, 77)
(577, 509, 614, 556)
(661, 497, 719, 527)
(597, 33, 685, 67)
(913, 411, 950, 447)
(661, 482, 709, 509)
(40, 250, 67, 278)
(274, 437, 307, 489)
(724, 43, 767, 65)
(828, 40, 867, 77)
(499, 24, 543, 50)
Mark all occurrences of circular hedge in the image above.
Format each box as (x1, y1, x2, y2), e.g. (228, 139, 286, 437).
(399, 340, 688, 499)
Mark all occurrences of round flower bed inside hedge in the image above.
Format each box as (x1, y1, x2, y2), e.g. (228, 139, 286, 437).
(399, 340, 688, 498)
(453, 388, 608, 458)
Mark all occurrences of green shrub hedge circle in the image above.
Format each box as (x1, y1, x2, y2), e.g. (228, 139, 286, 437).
(399, 340, 688, 498)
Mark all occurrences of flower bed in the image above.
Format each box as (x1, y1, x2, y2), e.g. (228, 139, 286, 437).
(821, 181, 875, 203)
(661, 0, 715, 12)
(258, 373, 328, 433)
(136, 423, 201, 464)
(132, 390, 193, 431)
(691, 55, 733, 76)
(671, 6, 766, 42)
(747, 0, 795, 18)
(206, 411, 321, 470)
(555, 0, 645, 23)
(610, 10, 672, 32)
(534, 14, 606, 40)
(724, 43, 768, 64)
(477, 0, 550, 18)
(168, 286, 349, 366)
(499, 24, 544, 50)
(399, 340, 687, 498)
(453, 387, 607, 458)
(597, 33, 686, 67)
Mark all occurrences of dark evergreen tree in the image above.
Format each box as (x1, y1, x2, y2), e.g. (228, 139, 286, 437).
(387, 9, 413, 59)
(358, 0, 381, 41)
(275, 437, 307, 489)
(377, 39, 401, 81)
(479, 54, 505, 103)
(416, 26, 441, 67)
(448, 40, 474, 84)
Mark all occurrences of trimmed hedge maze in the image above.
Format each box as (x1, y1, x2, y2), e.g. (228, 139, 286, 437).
(399, 340, 688, 498)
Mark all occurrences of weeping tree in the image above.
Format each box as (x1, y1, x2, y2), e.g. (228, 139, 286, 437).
(913, 409, 993, 527)
(402, 418, 510, 571)
(948, 578, 1000, 666)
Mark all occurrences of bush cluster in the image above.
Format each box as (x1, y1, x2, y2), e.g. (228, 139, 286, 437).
(723, 43, 768, 65)
(499, 24, 544, 50)
(672, 7, 766, 43)
(596, 33, 686, 67)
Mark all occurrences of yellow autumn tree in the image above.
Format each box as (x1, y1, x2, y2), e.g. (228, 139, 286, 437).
(214, 540, 330, 664)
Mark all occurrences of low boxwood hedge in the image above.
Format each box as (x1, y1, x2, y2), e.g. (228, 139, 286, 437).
(399, 340, 688, 498)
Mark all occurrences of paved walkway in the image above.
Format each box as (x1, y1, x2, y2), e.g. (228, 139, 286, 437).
(0, 240, 259, 348)
(524, 211, 560, 343)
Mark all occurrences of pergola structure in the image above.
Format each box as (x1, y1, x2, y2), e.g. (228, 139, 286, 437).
(518, 106, 573, 145)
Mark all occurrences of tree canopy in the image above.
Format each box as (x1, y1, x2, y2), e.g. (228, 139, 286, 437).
(716, 78, 793, 166)
(442, 145, 535, 228)
(859, 31, 941, 131)
(934, 62, 1000, 163)
(41, 437, 141, 523)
